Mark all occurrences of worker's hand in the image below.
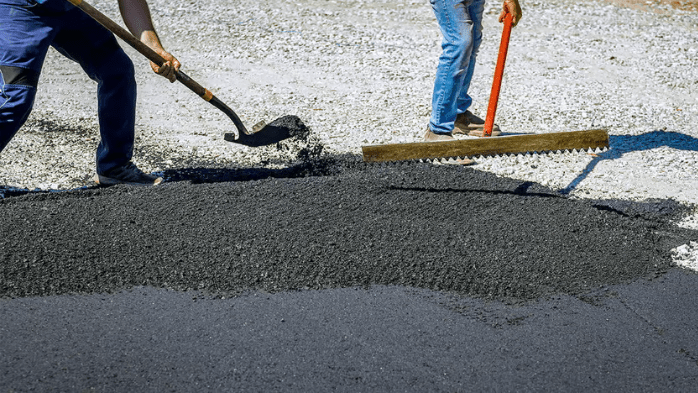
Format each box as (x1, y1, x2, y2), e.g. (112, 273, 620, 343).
(499, 0, 522, 26)
(119, 0, 181, 82)
(150, 49, 181, 83)
(137, 30, 180, 83)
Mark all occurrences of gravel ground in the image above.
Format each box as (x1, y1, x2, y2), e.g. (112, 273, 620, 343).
(1, 0, 697, 257)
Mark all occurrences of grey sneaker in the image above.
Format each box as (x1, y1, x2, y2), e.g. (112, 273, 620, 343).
(453, 111, 502, 137)
(95, 162, 163, 186)
(423, 128, 475, 165)
(424, 127, 455, 142)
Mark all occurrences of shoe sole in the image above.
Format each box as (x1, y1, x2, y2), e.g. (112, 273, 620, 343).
(94, 174, 163, 186)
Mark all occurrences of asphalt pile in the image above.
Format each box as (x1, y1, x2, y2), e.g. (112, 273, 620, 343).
(1, 155, 694, 302)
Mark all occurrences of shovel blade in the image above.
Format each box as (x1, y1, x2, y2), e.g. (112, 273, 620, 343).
(224, 116, 304, 147)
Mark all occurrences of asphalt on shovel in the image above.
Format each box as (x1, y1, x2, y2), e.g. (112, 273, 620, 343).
(66, 0, 291, 147)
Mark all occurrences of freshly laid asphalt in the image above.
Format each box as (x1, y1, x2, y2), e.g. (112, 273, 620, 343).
(1, 143, 698, 391)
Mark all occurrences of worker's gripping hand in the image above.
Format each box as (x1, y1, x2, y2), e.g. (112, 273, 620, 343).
(118, 0, 182, 82)
(139, 30, 181, 83)
(500, 0, 522, 26)
(150, 49, 181, 83)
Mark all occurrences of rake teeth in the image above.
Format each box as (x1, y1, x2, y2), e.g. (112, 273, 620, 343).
(361, 129, 609, 163)
(377, 144, 605, 167)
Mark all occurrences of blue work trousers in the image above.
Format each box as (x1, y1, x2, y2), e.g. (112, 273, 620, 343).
(0, 0, 136, 174)
(429, 0, 485, 134)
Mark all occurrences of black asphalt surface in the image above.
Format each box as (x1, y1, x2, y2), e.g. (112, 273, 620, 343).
(2, 276, 698, 392)
(1, 125, 698, 391)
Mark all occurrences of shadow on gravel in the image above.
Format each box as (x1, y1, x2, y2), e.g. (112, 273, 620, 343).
(160, 114, 359, 184)
(391, 181, 561, 199)
(159, 153, 357, 185)
(0, 187, 40, 199)
(0, 154, 355, 198)
(561, 130, 698, 194)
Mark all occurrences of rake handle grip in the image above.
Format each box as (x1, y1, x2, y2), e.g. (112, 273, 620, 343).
(483, 12, 513, 137)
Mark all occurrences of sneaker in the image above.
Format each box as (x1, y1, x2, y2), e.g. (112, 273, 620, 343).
(423, 128, 475, 165)
(453, 111, 502, 137)
(95, 162, 163, 186)
(424, 127, 455, 142)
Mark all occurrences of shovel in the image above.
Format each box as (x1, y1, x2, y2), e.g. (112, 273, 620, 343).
(66, 0, 290, 146)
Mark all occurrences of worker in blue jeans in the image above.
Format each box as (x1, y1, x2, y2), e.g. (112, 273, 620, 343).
(0, 0, 180, 186)
(425, 0, 522, 154)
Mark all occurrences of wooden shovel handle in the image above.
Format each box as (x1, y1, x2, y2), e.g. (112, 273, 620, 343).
(65, 0, 255, 136)
(483, 12, 513, 137)
(66, 0, 213, 102)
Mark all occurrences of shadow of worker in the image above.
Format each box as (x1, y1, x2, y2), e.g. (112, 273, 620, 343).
(560, 130, 698, 195)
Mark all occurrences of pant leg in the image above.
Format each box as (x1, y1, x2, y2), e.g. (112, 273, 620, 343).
(455, 0, 486, 114)
(429, 0, 477, 134)
(0, 0, 57, 153)
(50, 7, 137, 174)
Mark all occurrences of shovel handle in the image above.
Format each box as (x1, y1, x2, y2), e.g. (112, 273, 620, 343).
(66, 0, 210, 99)
(66, 0, 251, 135)
(483, 12, 513, 137)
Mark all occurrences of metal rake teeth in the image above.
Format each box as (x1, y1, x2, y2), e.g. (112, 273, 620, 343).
(370, 143, 609, 165)
(452, 145, 604, 162)
(362, 129, 609, 163)
(416, 156, 467, 164)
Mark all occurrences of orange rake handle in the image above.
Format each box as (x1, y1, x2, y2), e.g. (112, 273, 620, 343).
(483, 13, 513, 137)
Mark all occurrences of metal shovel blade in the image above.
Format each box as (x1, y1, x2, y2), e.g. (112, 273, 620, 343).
(224, 116, 305, 147)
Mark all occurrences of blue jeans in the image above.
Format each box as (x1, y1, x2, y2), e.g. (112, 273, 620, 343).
(429, 0, 485, 134)
(0, 0, 137, 174)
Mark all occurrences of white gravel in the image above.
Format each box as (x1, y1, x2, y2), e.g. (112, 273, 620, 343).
(1, 0, 697, 265)
(673, 241, 698, 271)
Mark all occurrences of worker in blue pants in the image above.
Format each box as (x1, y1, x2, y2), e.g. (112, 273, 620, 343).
(0, 0, 180, 186)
